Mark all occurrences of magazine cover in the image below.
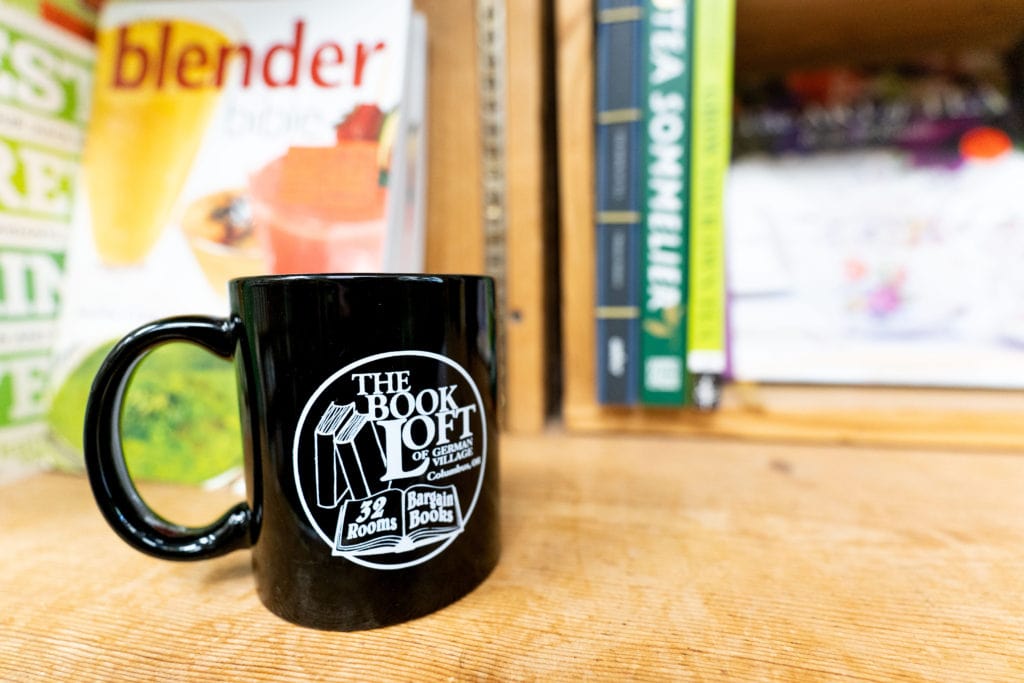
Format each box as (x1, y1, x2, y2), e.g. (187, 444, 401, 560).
(727, 54, 1024, 388)
(46, 0, 428, 483)
(0, 4, 92, 474)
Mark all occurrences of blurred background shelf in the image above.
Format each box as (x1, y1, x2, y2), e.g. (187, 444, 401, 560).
(555, 0, 1024, 449)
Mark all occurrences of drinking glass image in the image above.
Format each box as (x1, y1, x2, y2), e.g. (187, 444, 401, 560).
(249, 105, 392, 274)
(84, 18, 231, 265)
(182, 190, 264, 293)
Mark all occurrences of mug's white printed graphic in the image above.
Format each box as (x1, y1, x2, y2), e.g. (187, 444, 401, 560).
(333, 483, 464, 555)
(314, 402, 390, 507)
(293, 350, 487, 570)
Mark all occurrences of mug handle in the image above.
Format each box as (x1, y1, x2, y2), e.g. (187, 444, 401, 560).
(83, 316, 252, 561)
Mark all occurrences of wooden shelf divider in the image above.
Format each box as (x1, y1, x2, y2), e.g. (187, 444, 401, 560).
(417, 0, 553, 433)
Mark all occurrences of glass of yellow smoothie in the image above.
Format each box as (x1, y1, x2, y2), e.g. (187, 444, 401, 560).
(85, 19, 232, 266)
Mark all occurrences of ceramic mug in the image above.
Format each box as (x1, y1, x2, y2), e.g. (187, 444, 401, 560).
(84, 274, 500, 630)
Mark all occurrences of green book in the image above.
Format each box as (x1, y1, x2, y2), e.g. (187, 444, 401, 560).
(639, 0, 692, 406)
(686, 0, 734, 409)
(0, 5, 92, 458)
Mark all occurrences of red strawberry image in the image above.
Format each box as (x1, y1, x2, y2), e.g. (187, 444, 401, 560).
(335, 104, 384, 142)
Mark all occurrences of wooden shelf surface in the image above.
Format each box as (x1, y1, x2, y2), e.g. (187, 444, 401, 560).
(3, 433, 1024, 680)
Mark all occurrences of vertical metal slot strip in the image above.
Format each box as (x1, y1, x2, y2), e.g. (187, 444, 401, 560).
(476, 0, 509, 424)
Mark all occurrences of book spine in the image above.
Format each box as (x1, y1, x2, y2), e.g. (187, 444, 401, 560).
(594, 0, 644, 405)
(315, 428, 342, 508)
(686, 0, 734, 410)
(336, 419, 391, 501)
(639, 0, 692, 406)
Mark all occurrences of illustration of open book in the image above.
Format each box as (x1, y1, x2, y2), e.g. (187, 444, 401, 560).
(333, 484, 465, 556)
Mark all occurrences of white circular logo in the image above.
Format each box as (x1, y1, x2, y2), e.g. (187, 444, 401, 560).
(292, 351, 487, 570)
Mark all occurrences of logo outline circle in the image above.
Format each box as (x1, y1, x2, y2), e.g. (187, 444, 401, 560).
(292, 349, 487, 570)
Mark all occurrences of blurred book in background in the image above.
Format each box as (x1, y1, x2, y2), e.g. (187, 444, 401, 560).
(727, 52, 1024, 388)
(3, 0, 99, 41)
(44, 0, 427, 484)
(0, 3, 92, 475)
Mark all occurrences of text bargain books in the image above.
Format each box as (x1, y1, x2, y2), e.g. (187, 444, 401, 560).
(44, 0, 427, 483)
(594, 0, 734, 408)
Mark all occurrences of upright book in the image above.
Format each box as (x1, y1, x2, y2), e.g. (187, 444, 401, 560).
(314, 401, 389, 507)
(594, 0, 643, 405)
(686, 0, 734, 409)
(639, 0, 692, 406)
(0, 5, 92, 458)
(45, 0, 427, 483)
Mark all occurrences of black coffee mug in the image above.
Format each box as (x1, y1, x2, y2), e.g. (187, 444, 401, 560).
(84, 274, 500, 631)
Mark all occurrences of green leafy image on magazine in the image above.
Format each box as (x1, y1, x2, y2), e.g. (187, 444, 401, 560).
(47, 342, 243, 485)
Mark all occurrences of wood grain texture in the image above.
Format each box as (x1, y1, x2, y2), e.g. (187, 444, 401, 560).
(555, 0, 598, 417)
(735, 0, 1024, 75)
(3, 433, 1024, 680)
(416, 0, 485, 275)
(414, 1, 551, 433)
(505, 0, 551, 433)
(564, 383, 1024, 451)
(555, 0, 1024, 449)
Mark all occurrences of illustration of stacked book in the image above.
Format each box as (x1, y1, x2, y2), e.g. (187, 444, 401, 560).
(314, 401, 390, 507)
(314, 402, 466, 556)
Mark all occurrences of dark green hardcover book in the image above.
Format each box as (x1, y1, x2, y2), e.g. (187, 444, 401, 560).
(639, 0, 692, 406)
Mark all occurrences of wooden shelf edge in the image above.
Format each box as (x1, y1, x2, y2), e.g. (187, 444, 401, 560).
(563, 384, 1024, 452)
(554, 0, 599, 418)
